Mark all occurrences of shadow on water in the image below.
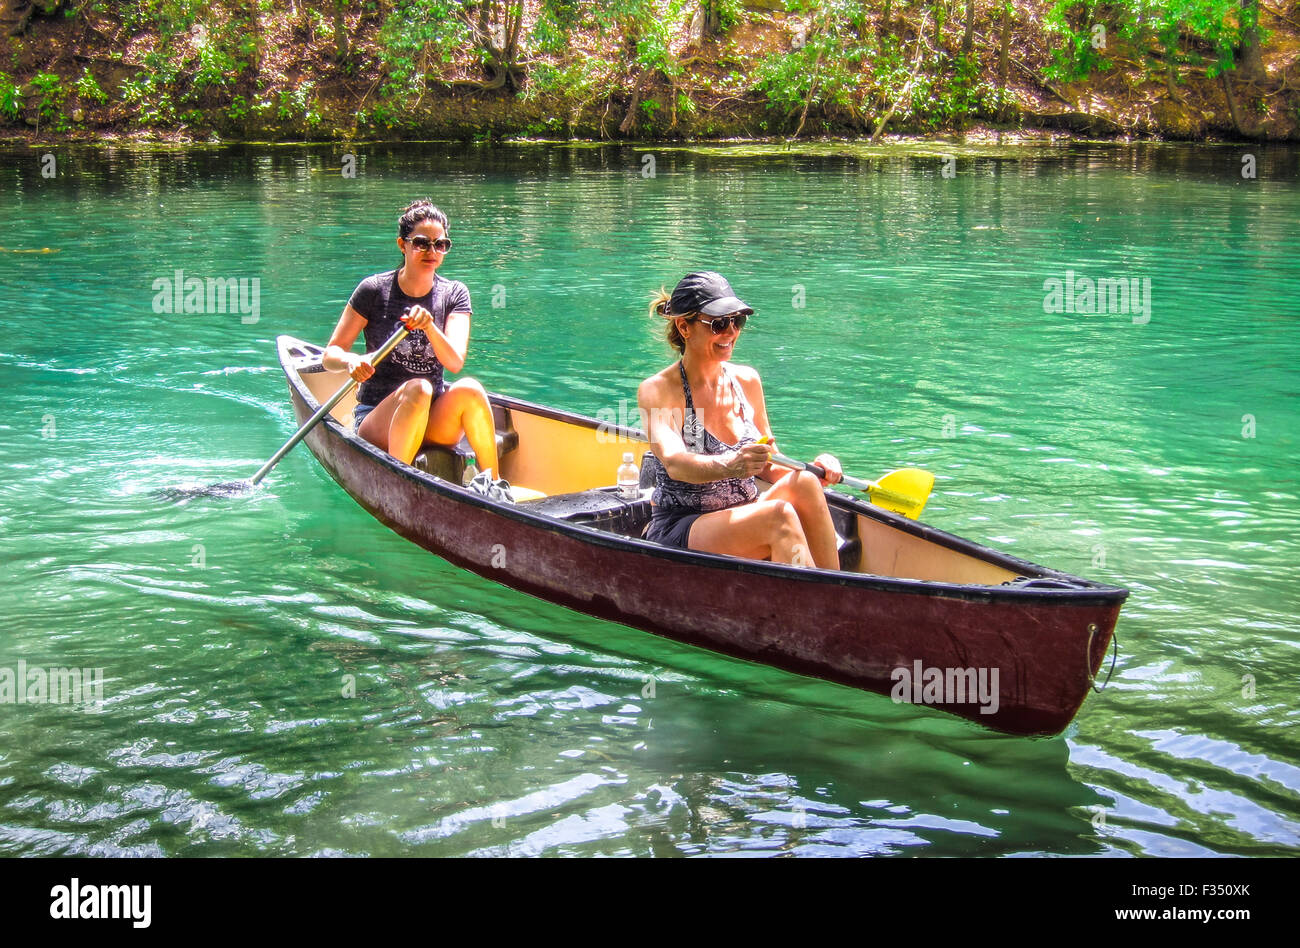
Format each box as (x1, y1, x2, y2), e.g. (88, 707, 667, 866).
(295, 544, 1112, 856)
(153, 481, 255, 502)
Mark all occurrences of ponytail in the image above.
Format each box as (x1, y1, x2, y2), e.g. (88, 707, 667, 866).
(650, 287, 688, 353)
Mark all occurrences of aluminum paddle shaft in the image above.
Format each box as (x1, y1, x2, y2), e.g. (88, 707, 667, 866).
(761, 445, 933, 519)
(249, 322, 410, 486)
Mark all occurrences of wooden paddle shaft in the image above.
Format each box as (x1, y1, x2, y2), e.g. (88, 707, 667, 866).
(249, 322, 411, 486)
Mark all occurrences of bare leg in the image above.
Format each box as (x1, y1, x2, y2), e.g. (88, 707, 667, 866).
(357, 379, 434, 465)
(686, 498, 810, 565)
(762, 470, 840, 570)
(423, 377, 499, 474)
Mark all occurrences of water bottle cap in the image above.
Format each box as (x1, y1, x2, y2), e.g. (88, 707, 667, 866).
(622, 452, 634, 463)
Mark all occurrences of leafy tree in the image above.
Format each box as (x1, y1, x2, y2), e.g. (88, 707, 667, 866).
(1045, 0, 1262, 86)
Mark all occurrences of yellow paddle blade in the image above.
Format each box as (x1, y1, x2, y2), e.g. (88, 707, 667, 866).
(868, 468, 934, 519)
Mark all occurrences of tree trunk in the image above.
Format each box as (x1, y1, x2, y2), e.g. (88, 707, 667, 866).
(702, 1, 722, 35)
(332, 0, 348, 63)
(961, 0, 975, 56)
(997, 0, 1011, 115)
(244, 1, 263, 75)
(1238, 0, 1267, 82)
(1221, 69, 1248, 136)
(619, 71, 649, 135)
(872, 8, 932, 142)
(472, 1, 525, 91)
(880, 0, 892, 36)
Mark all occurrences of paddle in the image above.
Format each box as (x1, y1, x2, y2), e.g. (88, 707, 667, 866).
(160, 320, 411, 500)
(757, 437, 933, 519)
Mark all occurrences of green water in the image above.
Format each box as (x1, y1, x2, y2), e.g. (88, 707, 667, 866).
(1, 143, 1297, 856)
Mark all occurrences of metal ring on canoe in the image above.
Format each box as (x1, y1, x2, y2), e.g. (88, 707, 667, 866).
(1086, 622, 1118, 693)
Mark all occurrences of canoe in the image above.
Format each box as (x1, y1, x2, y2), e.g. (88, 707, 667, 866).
(276, 336, 1128, 737)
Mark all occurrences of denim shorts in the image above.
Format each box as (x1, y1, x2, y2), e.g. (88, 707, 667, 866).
(353, 381, 448, 433)
(352, 402, 378, 432)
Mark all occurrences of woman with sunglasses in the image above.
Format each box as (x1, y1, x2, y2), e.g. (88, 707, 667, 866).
(637, 271, 844, 568)
(322, 199, 502, 484)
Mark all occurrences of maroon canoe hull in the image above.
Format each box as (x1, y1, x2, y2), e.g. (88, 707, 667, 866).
(284, 357, 1125, 737)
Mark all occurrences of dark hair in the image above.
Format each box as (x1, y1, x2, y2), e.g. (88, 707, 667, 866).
(397, 199, 449, 238)
(650, 288, 692, 353)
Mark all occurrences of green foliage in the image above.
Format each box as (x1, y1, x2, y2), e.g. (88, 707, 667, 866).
(541, 0, 586, 30)
(120, 0, 205, 35)
(1126, 0, 1244, 79)
(1044, 0, 1251, 83)
(227, 94, 249, 121)
(378, 0, 473, 98)
(28, 0, 1277, 141)
(636, 25, 679, 79)
(277, 82, 321, 127)
(31, 72, 67, 126)
(532, 0, 590, 55)
(530, 5, 572, 56)
(589, 0, 686, 77)
(753, 0, 872, 117)
(73, 68, 108, 105)
(0, 72, 22, 121)
(192, 30, 246, 95)
(704, 0, 744, 33)
(909, 53, 997, 129)
(119, 52, 179, 126)
(526, 56, 619, 102)
(754, 0, 1002, 134)
(1043, 2, 1110, 82)
(82, 1, 261, 128)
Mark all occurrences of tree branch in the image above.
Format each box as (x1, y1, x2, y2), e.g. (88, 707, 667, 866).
(870, 8, 932, 143)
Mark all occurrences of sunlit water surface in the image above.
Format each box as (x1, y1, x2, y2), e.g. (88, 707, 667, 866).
(0, 142, 1296, 856)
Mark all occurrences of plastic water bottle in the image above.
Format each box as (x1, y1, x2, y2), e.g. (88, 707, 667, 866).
(617, 452, 640, 500)
(462, 455, 480, 487)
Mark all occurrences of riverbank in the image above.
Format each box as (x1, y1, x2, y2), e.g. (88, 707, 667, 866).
(4, 1, 1299, 145)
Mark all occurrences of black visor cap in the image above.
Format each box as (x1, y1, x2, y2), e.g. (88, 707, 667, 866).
(668, 271, 754, 318)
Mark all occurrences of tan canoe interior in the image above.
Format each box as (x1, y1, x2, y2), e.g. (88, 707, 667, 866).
(299, 356, 1022, 586)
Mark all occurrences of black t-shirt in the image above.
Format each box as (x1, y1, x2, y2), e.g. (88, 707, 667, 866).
(346, 269, 472, 407)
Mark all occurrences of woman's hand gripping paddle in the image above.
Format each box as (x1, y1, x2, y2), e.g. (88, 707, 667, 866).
(756, 437, 933, 519)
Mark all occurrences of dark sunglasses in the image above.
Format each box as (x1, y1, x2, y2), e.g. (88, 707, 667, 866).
(691, 312, 749, 333)
(405, 235, 452, 253)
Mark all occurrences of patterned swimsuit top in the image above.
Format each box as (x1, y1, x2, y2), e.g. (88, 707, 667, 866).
(648, 362, 763, 513)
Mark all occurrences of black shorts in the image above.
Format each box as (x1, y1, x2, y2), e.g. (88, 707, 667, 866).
(645, 507, 703, 550)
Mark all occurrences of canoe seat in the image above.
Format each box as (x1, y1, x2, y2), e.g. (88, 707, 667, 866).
(519, 488, 651, 538)
(831, 503, 863, 571)
(412, 403, 519, 482)
(837, 534, 862, 572)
